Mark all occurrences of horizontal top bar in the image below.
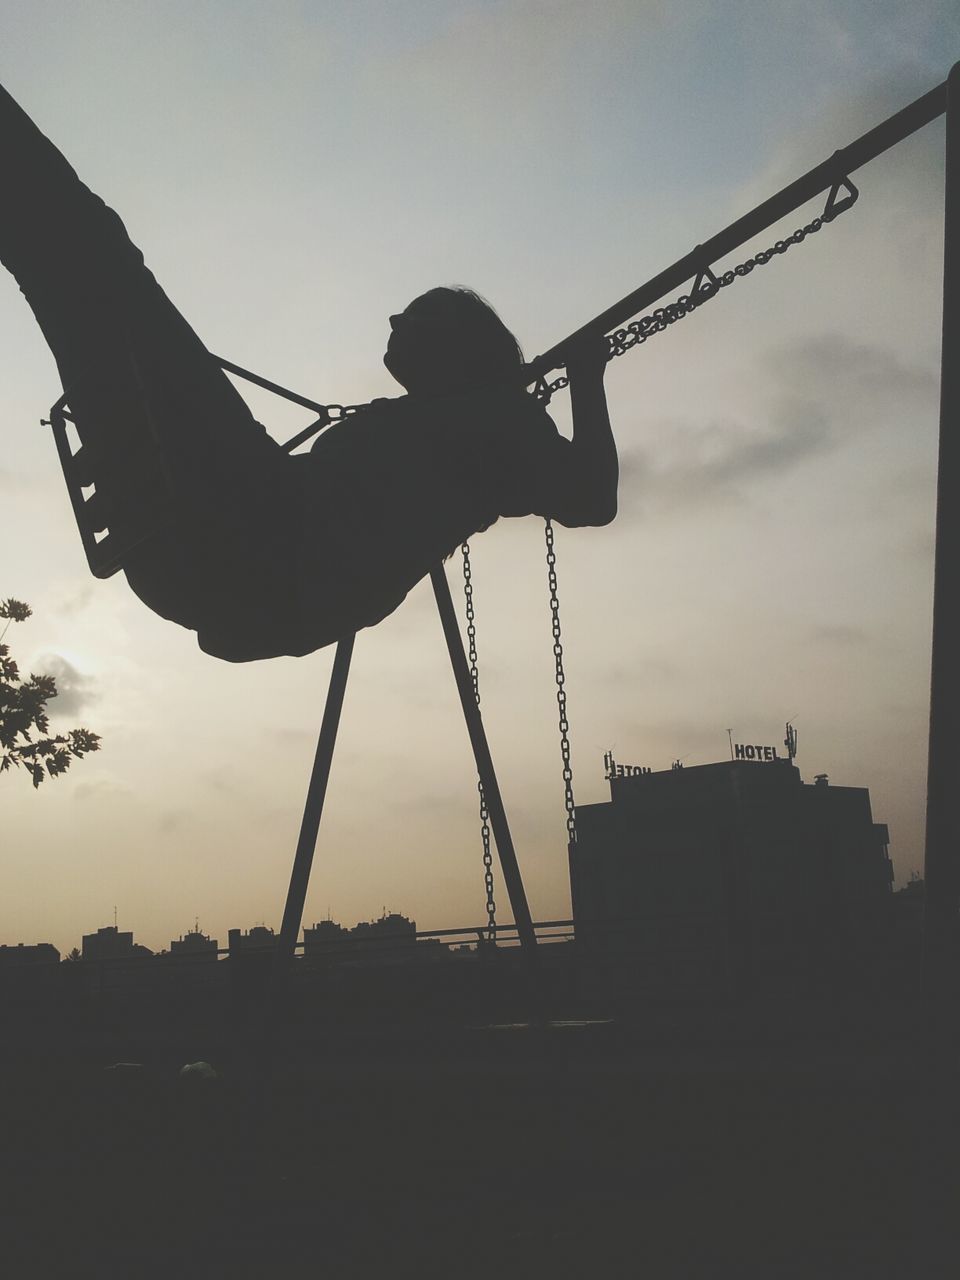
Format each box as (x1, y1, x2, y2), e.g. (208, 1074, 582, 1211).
(527, 74, 949, 379)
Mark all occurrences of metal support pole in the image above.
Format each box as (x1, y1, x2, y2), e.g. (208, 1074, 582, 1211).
(274, 634, 356, 977)
(430, 565, 539, 961)
(922, 61, 960, 1048)
(527, 78, 947, 379)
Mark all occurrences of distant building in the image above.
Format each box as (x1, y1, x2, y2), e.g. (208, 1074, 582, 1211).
(303, 912, 418, 964)
(302, 919, 350, 961)
(167, 926, 219, 962)
(0, 942, 60, 968)
(228, 925, 276, 957)
(81, 926, 153, 962)
(225, 925, 277, 990)
(571, 754, 894, 991)
(415, 936, 454, 961)
(893, 875, 924, 907)
(351, 911, 417, 954)
(886, 875, 926, 978)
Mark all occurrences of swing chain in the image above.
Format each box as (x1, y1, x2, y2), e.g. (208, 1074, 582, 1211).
(321, 404, 365, 424)
(532, 177, 858, 404)
(461, 541, 497, 944)
(545, 519, 577, 845)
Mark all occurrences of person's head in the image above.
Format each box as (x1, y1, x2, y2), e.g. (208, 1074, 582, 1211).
(383, 287, 524, 395)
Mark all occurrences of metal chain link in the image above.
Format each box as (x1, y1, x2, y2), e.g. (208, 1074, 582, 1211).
(532, 185, 855, 403)
(320, 404, 366, 423)
(544, 519, 577, 845)
(295, 186, 855, 899)
(461, 541, 497, 943)
(300, 185, 857, 419)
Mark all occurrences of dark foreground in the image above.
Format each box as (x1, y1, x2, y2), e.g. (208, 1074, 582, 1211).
(1, 995, 957, 1280)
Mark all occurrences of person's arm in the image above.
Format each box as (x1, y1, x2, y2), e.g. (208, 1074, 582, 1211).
(543, 332, 618, 527)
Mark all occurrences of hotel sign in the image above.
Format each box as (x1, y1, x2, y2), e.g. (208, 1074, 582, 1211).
(734, 743, 781, 762)
(603, 751, 650, 780)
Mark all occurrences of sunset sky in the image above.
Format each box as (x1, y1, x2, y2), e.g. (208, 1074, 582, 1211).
(1, 1, 956, 956)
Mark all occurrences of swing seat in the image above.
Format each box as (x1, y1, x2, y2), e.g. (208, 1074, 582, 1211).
(45, 383, 178, 580)
(44, 349, 327, 585)
(42, 357, 325, 662)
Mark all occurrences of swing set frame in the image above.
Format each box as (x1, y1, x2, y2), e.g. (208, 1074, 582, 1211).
(45, 63, 959, 1029)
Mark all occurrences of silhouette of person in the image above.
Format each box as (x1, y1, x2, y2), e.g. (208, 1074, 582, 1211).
(1, 83, 617, 661)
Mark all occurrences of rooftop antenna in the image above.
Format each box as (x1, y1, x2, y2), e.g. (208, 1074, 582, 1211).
(726, 728, 734, 761)
(113, 905, 117, 929)
(784, 720, 798, 762)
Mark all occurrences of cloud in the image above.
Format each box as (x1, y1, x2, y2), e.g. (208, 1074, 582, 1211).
(809, 624, 868, 646)
(52, 583, 96, 618)
(34, 651, 98, 717)
(270, 726, 316, 748)
(199, 767, 248, 797)
(620, 405, 831, 519)
(364, 0, 686, 146)
(396, 789, 474, 818)
(157, 809, 191, 835)
(596, 657, 679, 687)
(904, 529, 936, 562)
(617, 332, 937, 522)
(771, 334, 938, 408)
(733, 60, 949, 217)
(72, 775, 131, 802)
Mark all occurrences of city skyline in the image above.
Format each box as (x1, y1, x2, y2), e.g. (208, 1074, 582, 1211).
(3, 2, 956, 957)
(2, 742, 902, 967)
(2, 901, 436, 958)
(0, 908, 535, 960)
(4, 735, 893, 956)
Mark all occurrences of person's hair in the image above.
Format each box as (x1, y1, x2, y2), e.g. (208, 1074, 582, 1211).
(419, 286, 525, 389)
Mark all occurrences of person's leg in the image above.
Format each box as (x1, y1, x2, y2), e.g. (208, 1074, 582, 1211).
(0, 82, 294, 632)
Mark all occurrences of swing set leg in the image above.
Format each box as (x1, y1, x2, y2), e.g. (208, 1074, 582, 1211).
(269, 564, 541, 1025)
(274, 632, 356, 980)
(429, 566, 540, 964)
(922, 60, 960, 1053)
(247, 635, 354, 1151)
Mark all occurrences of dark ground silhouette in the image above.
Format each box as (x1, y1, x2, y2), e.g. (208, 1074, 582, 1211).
(1, 969, 957, 1279)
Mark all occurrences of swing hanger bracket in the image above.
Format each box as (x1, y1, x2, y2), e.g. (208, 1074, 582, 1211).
(821, 155, 859, 222)
(690, 259, 721, 299)
(531, 179, 861, 406)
